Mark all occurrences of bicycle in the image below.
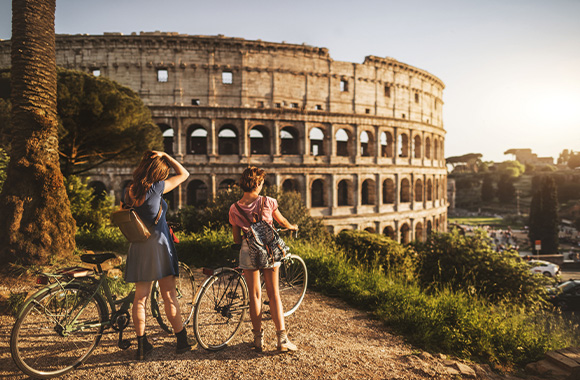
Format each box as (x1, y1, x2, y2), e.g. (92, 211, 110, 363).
(192, 249, 307, 351)
(10, 252, 196, 379)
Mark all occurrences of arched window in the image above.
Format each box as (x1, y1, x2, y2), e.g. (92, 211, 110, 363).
(337, 180, 353, 206)
(250, 125, 270, 155)
(435, 178, 440, 199)
(188, 125, 207, 155)
(400, 223, 410, 244)
(218, 125, 239, 155)
(383, 226, 395, 239)
(218, 179, 236, 191)
(398, 133, 409, 157)
(187, 180, 208, 206)
(336, 129, 350, 157)
(415, 179, 423, 202)
(425, 137, 431, 159)
(400, 178, 410, 202)
(434, 139, 439, 161)
(311, 179, 325, 207)
(280, 127, 299, 155)
(158, 124, 174, 155)
(382, 179, 395, 204)
(282, 179, 299, 193)
(427, 179, 433, 201)
(414, 135, 422, 159)
(380, 131, 394, 158)
(427, 220, 433, 236)
(361, 179, 376, 205)
(310, 127, 324, 156)
(415, 222, 423, 242)
(364, 227, 375, 233)
(360, 131, 373, 157)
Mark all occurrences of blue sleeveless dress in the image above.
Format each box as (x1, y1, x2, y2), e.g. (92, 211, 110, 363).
(124, 181, 179, 283)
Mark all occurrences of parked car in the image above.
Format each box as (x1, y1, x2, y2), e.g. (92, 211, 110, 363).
(528, 260, 560, 277)
(546, 280, 580, 311)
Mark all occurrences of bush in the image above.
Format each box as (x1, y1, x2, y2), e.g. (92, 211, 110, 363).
(66, 175, 115, 229)
(179, 185, 329, 242)
(75, 226, 128, 253)
(174, 227, 238, 269)
(413, 230, 549, 307)
(334, 230, 414, 280)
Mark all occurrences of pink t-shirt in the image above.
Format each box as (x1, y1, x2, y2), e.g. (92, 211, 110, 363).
(228, 196, 278, 233)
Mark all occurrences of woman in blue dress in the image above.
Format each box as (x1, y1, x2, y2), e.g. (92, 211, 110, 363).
(123, 150, 195, 360)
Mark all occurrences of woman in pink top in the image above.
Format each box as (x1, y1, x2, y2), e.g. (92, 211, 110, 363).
(228, 166, 299, 352)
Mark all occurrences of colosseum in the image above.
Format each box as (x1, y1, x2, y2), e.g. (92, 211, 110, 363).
(0, 32, 448, 242)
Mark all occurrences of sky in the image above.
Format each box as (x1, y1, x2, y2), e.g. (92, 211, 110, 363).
(1, 0, 579, 163)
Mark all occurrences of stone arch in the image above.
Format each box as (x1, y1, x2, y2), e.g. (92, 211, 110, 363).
(435, 219, 440, 232)
(158, 123, 174, 155)
(427, 220, 433, 236)
(335, 128, 353, 157)
(435, 178, 440, 199)
(398, 133, 409, 157)
(400, 178, 410, 202)
(218, 124, 239, 155)
(361, 178, 376, 205)
(364, 227, 376, 233)
(187, 124, 207, 155)
(282, 178, 299, 192)
(383, 226, 395, 239)
(309, 127, 325, 156)
(414, 135, 422, 159)
(311, 178, 327, 207)
(426, 178, 433, 201)
(415, 179, 423, 202)
(434, 139, 439, 161)
(250, 125, 270, 155)
(218, 179, 236, 191)
(337, 179, 354, 206)
(400, 223, 410, 244)
(382, 178, 395, 204)
(415, 222, 424, 242)
(425, 137, 431, 159)
(360, 130, 375, 157)
(380, 131, 394, 158)
(187, 179, 208, 206)
(280, 126, 300, 155)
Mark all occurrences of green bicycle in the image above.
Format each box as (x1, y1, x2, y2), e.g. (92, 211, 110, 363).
(10, 253, 196, 379)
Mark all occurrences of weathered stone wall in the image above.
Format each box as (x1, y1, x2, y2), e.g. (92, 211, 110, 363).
(0, 32, 448, 242)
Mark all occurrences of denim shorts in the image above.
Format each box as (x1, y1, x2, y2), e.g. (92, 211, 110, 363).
(239, 240, 281, 270)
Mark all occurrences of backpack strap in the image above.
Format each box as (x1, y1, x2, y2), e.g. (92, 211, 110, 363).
(121, 200, 163, 226)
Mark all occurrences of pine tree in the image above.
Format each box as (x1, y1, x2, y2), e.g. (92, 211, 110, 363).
(528, 176, 559, 254)
(481, 174, 495, 202)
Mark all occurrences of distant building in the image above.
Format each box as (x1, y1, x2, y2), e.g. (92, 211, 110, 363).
(504, 149, 553, 165)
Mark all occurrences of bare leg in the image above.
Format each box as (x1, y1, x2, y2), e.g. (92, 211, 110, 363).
(243, 269, 262, 332)
(263, 266, 284, 331)
(158, 275, 184, 333)
(132, 281, 153, 336)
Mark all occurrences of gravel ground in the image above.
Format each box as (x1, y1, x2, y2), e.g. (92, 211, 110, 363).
(0, 276, 539, 380)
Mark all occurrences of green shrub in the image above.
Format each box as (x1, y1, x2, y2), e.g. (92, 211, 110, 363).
(334, 230, 415, 280)
(413, 230, 549, 307)
(75, 226, 128, 253)
(292, 239, 579, 366)
(174, 227, 238, 269)
(66, 175, 115, 229)
(179, 185, 329, 242)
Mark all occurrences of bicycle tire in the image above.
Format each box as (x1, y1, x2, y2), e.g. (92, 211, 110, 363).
(151, 262, 197, 334)
(280, 254, 308, 317)
(11, 283, 108, 379)
(193, 268, 249, 350)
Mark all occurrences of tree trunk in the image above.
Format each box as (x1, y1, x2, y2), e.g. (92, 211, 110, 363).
(0, 0, 76, 265)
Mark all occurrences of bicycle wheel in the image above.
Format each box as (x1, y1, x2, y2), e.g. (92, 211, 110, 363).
(193, 268, 249, 350)
(151, 262, 197, 334)
(280, 254, 308, 317)
(11, 283, 107, 379)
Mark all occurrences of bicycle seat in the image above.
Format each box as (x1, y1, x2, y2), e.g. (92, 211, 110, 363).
(81, 252, 119, 265)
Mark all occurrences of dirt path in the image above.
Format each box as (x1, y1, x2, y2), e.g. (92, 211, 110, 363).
(0, 279, 535, 380)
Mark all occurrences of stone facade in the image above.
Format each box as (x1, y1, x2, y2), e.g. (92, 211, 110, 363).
(0, 32, 448, 242)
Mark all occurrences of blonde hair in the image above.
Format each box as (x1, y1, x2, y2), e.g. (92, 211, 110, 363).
(239, 166, 266, 192)
(125, 151, 170, 204)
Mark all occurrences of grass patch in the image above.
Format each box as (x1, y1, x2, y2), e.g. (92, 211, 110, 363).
(449, 217, 506, 227)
